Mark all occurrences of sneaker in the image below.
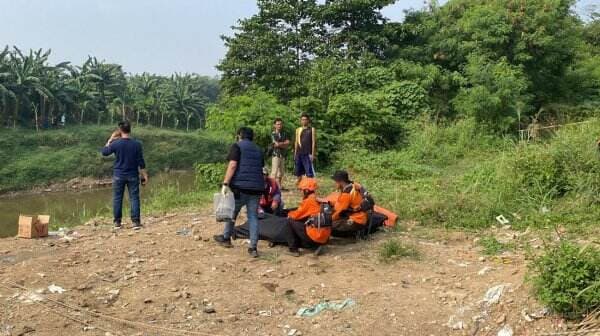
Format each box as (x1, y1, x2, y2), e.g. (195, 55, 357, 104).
(213, 235, 233, 248)
(114, 221, 122, 230)
(287, 248, 301, 257)
(132, 222, 142, 231)
(313, 245, 326, 257)
(248, 248, 259, 258)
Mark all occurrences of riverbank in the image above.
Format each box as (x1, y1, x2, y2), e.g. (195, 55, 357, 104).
(0, 171, 201, 238)
(0, 126, 228, 193)
(0, 200, 569, 336)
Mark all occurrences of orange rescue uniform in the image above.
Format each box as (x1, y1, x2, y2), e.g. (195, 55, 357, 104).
(332, 183, 368, 225)
(288, 193, 331, 244)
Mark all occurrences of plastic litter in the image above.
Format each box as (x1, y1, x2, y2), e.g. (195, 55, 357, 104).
(18, 292, 44, 303)
(176, 228, 191, 236)
(48, 284, 66, 294)
(49, 228, 79, 241)
(296, 298, 356, 317)
(477, 266, 493, 275)
(495, 215, 510, 225)
(214, 192, 235, 222)
(497, 325, 513, 336)
(483, 284, 509, 305)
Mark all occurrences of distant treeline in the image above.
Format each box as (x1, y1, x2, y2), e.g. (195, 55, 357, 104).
(0, 47, 219, 131)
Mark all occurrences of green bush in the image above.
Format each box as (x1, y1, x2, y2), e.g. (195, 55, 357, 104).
(195, 163, 226, 188)
(529, 241, 600, 318)
(205, 90, 292, 148)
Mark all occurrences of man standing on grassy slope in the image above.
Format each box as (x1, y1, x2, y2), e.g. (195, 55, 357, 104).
(294, 113, 316, 184)
(270, 117, 290, 189)
(214, 127, 264, 258)
(101, 121, 148, 230)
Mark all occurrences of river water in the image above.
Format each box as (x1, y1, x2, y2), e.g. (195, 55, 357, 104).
(0, 171, 196, 238)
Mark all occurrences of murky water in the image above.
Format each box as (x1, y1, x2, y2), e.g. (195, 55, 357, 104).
(0, 171, 196, 238)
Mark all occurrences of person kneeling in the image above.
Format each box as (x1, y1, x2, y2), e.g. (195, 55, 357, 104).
(259, 167, 283, 217)
(286, 178, 330, 257)
(329, 170, 368, 235)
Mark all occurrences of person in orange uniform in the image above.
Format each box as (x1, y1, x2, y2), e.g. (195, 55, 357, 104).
(329, 170, 367, 233)
(286, 177, 330, 256)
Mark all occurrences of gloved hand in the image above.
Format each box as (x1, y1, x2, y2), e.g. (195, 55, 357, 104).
(221, 184, 230, 195)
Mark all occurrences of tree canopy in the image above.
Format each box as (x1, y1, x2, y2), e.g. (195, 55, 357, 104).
(211, 0, 600, 146)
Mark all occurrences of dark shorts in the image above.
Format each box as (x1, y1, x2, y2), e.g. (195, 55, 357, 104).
(294, 154, 315, 177)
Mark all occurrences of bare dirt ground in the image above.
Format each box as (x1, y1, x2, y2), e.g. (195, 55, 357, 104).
(0, 203, 576, 336)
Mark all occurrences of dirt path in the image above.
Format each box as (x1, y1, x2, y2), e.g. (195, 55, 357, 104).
(0, 208, 563, 336)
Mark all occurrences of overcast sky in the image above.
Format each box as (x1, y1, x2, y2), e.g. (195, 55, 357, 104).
(0, 0, 596, 76)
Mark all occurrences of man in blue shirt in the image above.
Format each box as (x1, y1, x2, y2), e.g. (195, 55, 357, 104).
(101, 121, 148, 230)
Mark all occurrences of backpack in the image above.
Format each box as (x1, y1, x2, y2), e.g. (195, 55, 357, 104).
(354, 184, 375, 212)
(306, 203, 333, 228)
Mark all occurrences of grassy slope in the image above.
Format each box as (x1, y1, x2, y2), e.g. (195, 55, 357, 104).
(0, 126, 229, 192)
(335, 118, 600, 234)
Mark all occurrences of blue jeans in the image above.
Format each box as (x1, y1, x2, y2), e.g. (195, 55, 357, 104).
(294, 154, 315, 177)
(113, 175, 141, 224)
(223, 192, 260, 249)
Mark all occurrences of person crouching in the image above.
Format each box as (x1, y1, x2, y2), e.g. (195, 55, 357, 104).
(286, 178, 330, 257)
(259, 167, 283, 218)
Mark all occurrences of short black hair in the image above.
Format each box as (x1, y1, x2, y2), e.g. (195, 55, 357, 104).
(300, 113, 311, 120)
(331, 170, 350, 183)
(237, 127, 254, 141)
(273, 117, 283, 124)
(118, 120, 131, 134)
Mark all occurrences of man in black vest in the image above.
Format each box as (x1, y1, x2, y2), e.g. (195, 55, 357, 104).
(214, 127, 264, 258)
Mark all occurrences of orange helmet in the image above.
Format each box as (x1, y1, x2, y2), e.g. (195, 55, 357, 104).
(298, 177, 318, 192)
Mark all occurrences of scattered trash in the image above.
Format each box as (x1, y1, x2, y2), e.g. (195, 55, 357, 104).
(296, 298, 356, 317)
(495, 215, 510, 225)
(176, 228, 191, 236)
(203, 306, 216, 314)
(261, 282, 278, 293)
(521, 308, 534, 322)
(287, 329, 300, 336)
(497, 325, 513, 336)
(18, 292, 44, 304)
(47, 284, 66, 294)
(447, 318, 465, 330)
(529, 307, 549, 319)
(446, 306, 472, 330)
(540, 206, 550, 214)
(483, 284, 509, 305)
(49, 227, 79, 242)
(258, 310, 271, 317)
(107, 289, 120, 296)
(477, 266, 493, 276)
(448, 259, 469, 267)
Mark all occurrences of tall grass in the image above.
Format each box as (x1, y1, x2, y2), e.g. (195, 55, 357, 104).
(337, 117, 600, 232)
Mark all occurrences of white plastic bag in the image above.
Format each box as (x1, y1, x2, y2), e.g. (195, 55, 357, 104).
(214, 192, 235, 222)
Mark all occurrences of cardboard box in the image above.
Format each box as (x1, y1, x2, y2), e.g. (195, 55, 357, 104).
(18, 215, 49, 239)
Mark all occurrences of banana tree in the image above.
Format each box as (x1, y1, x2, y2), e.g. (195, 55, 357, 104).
(82, 57, 126, 124)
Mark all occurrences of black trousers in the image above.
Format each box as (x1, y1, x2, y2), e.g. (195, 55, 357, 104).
(286, 219, 319, 250)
